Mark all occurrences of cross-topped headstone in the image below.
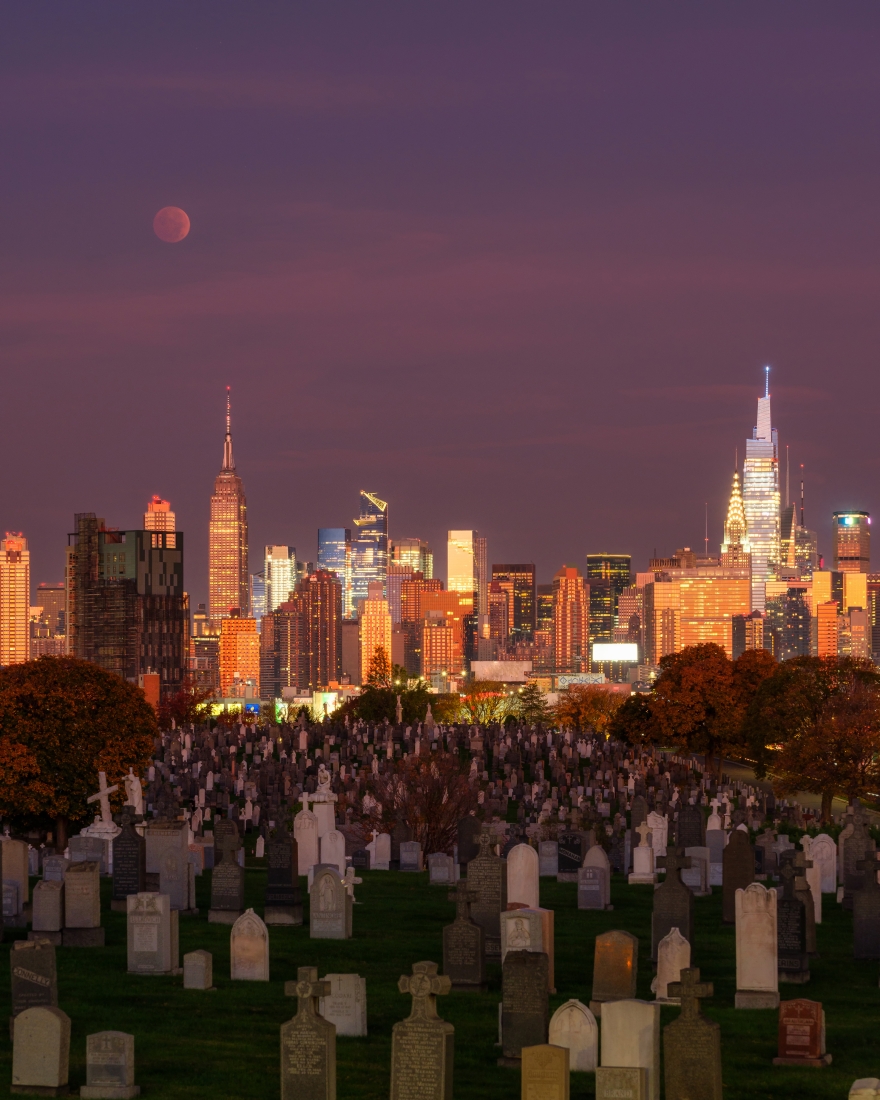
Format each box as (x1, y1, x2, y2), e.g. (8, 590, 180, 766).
(657, 847, 691, 880)
(87, 772, 119, 826)
(667, 966, 713, 1020)
(777, 858, 799, 900)
(448, 885, 477, 921)
(284, 966, 331, 1015)
(397, 960, 451, 1021)
(113, 806, 143, 831)
(635, 822, 652, 847)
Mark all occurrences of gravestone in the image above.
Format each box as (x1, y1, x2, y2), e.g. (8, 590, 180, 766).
(810, 833, 837, 893)
(351, 849, 371, 871)
(183, 949, 213, 990)
(583, 846, 612, 907)
(391, 961, 454, 1100)
(521, 1044, 569, 1100)
(281, 968, 335, 1100)
(500, 950, 549, 1063)
(442, 886, 486, 992)
(849, 1080, 880, 1099)
(735, 882, 779, 1008)
(69, 835, 107, 873)
(209, 846, 245, 925)
(557, 832, 584, 880)
(42, 856, 67, 883)
(318, 973, 367, 1037)
(629, 823, 656, 885)
(783, 850, 817, 956)
(843, 802, 874, 909)
(595, 1067, 647, 1100)
(146, 822, 191, 910)
(539, 842, 559, 877)
(30, 881, 64, 945)
(11, 1005, 70, 1096)
(230, 909, 270, 980)
(427, 854, 456, 885)
(772, 998, 831, 1066)
(682, 846, 710, 897)
(457, 816, 482, 868)
(630, 795, 648, 834)
(591, 931, 638, 1016)
(578, 866, 608, 910)
(722, 829, 754, 923)
(647, 811, 668, 858)
(800, 837, 822, 925)
(651, 850, 693, 962)
(507, 844, 539, 908)
(321, 830, 347, 874)
(294, 807, 319, 875)
(310, 867, 352, 940)
(10, 940, 57, 1017)
(706, 830, 725, 887)
(127, 893, 178, 974)
(777, 862, 809, 983)
(372, 833, 391, 870)
(500, 908, 544, 963)
(548, 1000, 597, 1072)
(664, 968, 722, 1100)
(853, 853, 880, 959)
(399, 841, 423, 872)
(675, 806, 704, 849)
(63, 861, 104, 947)
(265, 831, 302, 926)
(466, 828, 507, 957)
(652, 928, 690, 1003)
(80, 1031, 139, 1099)
(111, 808, 145, 913)
(755, 829, 778, 876)
(600, 1000, 661, 1100)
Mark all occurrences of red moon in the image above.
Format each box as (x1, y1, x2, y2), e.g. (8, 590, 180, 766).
(153, 206, 191, 243)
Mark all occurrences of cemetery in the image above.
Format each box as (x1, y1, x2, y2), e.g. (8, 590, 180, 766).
(0, 716, 879, 1098)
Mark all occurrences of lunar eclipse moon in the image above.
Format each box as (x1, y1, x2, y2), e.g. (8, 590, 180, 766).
(153, 206, 191, 243)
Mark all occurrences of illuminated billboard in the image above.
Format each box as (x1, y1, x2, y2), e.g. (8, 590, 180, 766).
(592, 643, 639, 663)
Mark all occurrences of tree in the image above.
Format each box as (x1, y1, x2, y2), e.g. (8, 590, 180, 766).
(516, 682, 550, 725)
(157, 676, 214, 730)
(553, 683, 625, 734)
(356, 752, 479, 854)
(458, 681, 518, 725)
(365, 646, 391, 688)
(608, 690, 661, 744)
(0, 656, 157, 846)
(646, 643, 736, 775)
(333, 659, 432, 725)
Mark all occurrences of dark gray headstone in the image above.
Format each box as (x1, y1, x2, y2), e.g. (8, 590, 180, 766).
(500, 950, 549, 1060)
(457, 817, 481, 866)
(722, 830, 755, 923)
(351, 849, 371, 871)
(10, 941, 57, 1016)
(853, 854, 880, 960)
(652, 848, 694, 961)
(112, 820, 145, 905)
(265, 835, 302, 924)
(442, 887, 486, 992)
(663, 968, 722, 1100)
(676, 806, 704, 849)
(466, 830, 507, 956)
(630, 795, 648, 834)
(557, 832, 583, 874)
(210, 855, 244, 914)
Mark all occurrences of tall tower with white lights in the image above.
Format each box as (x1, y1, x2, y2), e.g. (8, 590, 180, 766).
(742, 367, 780, 611)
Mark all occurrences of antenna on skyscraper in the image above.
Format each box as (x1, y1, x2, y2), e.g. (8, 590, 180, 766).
(704, 503, 709, 557)
(764, 364, 770, 398)
(800, 464, 805, 527)
(786, 445, 790, 506)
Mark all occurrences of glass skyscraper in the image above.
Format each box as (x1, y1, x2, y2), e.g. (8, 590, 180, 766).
(351, 492, 388, 610)
(742, 374, 780, 612)
(585, 554, 632, 643)
(264, 545, 298, 611)
(318, 528, 352, 618)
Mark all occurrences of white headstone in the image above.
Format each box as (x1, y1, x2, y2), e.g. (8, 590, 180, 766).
(810, 833, 837, 894)
(320, 830, 346, 875)
(600, 999, 661, 1100)
(548, 999, 598, 1072)
(734, 882, 779, 1008)
(294, 809, 319, 876)
(651, 928, 690, 1003)
(318, 973, 367, 1036)
(507, 844, 540, 909)
(230, 909, 269, 981)
(646, 812, 668, 858)
(373, 833, 391, 870)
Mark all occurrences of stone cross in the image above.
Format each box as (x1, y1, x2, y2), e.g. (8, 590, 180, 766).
(113, 805, 143, 830)
(667, 966, 713, 1019)
(477, 827, 496, 857)
(777, 859, 799, 900)
(343, 867, 362, 900)
(856, 853, 880, 892)
(284, 967, 331, 1016)
(87, 771, 119, 825)
(657, 847, 691, 881)
(448, 886, 477, 921)
(635, 822, 652, 848)
(398, 961, 451, 1021)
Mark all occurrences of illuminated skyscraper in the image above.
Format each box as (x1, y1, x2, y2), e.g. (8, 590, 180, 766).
(390, 537, 433, 579)
(209, 388, 248, 622)
(585, 554, 631, 644)
(742, 370, 780, 611)
(219, 613, 260, 697)
(351, 492, 388, 609)
(448, 531, 486, 612)
(721, 473, 751, 565)
(0, 533, 30, 666)
(265, 545, 298, 611)
(360, 581, 392, 683)
(552, 566, 590, 672)
(144, 496, 176, 533)
(833, 511, 870, 573)
(318, 528, 352, 617)
(491, 564, 537, 640)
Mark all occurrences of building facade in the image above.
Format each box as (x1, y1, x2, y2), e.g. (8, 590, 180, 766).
(491, 563, 537, 640)
(351, 492, 388, 609)
(318, 528, 353, 618)
(144, 496, 176, 533)
(360, 581, 392, 683)
(552, 566, 590, 673)
(219, 615, 260, 697)
(742, 378, 780, 611)
(833, 511, 870, 573)
(265, 545, 297, 611)
(209, 389, 248, 621)
(0, 534, 30, 666)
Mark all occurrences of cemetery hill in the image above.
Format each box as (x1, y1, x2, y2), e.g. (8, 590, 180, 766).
(2, 651, 880, 1098)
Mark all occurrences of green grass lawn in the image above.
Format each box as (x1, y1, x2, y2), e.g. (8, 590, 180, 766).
(0, 865, 875, 1099)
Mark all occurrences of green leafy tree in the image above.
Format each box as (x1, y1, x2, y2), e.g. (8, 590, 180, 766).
(516, 682, 550, 724)
(0, 656, 157, 846)
(608, 690, 661, 743)
(365, 646, 392, 688)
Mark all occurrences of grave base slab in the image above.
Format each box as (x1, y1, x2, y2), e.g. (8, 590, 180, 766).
(735, 990, 780, 1009)
(28, 931, 62, 946)
(80, 1086, 141, 1098)
(772, 1054, 832, 1067)
(207, 910, 241, 924)
(263, 907, 303, 926)
(62, 927, 105, 947)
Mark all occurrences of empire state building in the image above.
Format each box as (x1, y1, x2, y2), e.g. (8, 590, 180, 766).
(209, 388, 248, 622)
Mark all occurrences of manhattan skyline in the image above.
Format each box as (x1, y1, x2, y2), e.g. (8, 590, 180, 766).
(3, 6, 880, 598)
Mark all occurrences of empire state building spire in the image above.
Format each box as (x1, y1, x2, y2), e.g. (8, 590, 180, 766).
(209, 386, 248, 622)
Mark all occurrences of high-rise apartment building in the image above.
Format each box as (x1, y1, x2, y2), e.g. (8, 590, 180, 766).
(35, 582, 66, 636)
(144, 496, 176, 533)
(386, 565, 413, 625)
(219, 614, 260, 697)
(0, 534, 30, 666)
(742, 373, 780, 611)
(421, 615, 458, 690)
(815, 601, 840, 658)
(351, 493, 388, 609)
(447, 531, 477, 595)
(552, 566, 590, 673)
(474, 535, 488, 616)
(833, 511, 870, 573)
(360, 581, 392, 683)
(585, 555, 631, 645)
(765, 588, 811, 660)
(68, 513, 187, 697)
(259, 569, 343, 698)
(732, 611, 767, 659)
(491, 564, 537, 640)
(209, 389, 248, 622)
(264, 545, 297, 611)
(487, 581, 510, 644)
(643, 580, 681, 665)
(318, 528, 352, 618)
(249, 572, 267, 625)
(399, 574, 443, 675)
(390, 538, 433, 580)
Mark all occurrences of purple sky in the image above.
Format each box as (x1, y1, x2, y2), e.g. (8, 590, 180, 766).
(4, 4, 880, 601)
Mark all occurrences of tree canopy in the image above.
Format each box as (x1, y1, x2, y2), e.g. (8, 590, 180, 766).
(553, 683, 626, 734)
(0, 656, 157, 843)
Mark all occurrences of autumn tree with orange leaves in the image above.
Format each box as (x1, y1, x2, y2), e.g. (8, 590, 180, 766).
(0, 656, 156, 846)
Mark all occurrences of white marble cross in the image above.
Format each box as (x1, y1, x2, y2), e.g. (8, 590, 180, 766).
(86, 771, 118, 826)
(636, 822, 652, 847)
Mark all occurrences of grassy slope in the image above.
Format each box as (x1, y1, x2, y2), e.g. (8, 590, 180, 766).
(0, 864, 874, 1099)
